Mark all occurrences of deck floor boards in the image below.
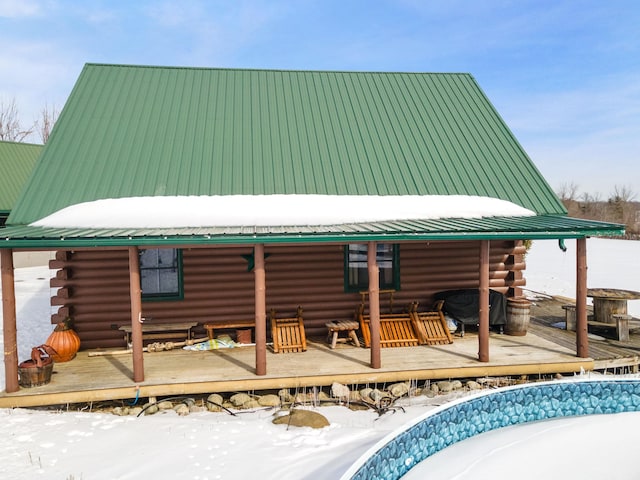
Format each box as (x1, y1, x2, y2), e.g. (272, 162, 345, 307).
(3, 296, 639, 408)
(1, 329, 589, 407)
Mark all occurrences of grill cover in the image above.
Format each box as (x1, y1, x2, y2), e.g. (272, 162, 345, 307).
(434, 289, 507, 326)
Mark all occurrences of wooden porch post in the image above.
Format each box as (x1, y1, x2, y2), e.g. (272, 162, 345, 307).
(576, 238, 589, 358)
(478, 240, 490, 362)
(128, 246, 144, 382)
(1, 249, 19, 393)
(254, 244, 267, 376)
(368, 242, 381, 369)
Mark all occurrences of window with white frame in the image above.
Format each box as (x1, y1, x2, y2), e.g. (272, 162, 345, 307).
(139, 248, 183, 300)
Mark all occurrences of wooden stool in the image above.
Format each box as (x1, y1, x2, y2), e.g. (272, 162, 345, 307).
(325, 321, 360, 349)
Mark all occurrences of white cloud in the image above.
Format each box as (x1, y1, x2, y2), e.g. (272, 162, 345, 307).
(0, 0, 41, 18)
(0, 41, 79, 136)
(140, 0, 287, 66)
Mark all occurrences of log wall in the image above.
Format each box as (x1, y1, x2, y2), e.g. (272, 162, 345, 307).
(49, 240, 526, 349)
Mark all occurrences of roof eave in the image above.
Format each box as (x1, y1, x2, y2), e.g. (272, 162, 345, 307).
(0, 218, 626, 249)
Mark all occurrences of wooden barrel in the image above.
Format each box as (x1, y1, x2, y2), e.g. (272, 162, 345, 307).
(18, 359, 54, 388)
(506, 297, 531, 336)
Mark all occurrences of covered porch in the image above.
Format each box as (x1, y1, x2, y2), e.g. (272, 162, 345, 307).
(0, 327, 592, 408)
(1, 215, 626, 403)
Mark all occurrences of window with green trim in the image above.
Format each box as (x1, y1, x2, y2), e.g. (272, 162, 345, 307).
(140, 248, 183, 300)
(344, 244, 400, 292)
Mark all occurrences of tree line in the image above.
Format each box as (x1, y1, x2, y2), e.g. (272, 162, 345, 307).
(558, 183, 639, 237)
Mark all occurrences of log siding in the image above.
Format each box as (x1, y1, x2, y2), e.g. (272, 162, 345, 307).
(49, 241, 525, 349)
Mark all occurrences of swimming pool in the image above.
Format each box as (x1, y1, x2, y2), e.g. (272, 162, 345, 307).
(340, 378, 640, 480)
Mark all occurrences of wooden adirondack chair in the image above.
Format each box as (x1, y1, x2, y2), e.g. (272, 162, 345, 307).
(269, 306, 307, 353)
(409, 300, 454, 345)
(356, 301, 420, 348)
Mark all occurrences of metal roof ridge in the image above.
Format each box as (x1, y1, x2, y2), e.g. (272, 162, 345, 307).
(83, 63, 474, 76)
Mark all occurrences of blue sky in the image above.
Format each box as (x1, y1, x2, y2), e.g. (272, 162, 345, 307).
(1, 0, 638, 198)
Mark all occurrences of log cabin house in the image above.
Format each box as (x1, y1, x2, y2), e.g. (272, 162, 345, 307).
(0, 64, 624, 399)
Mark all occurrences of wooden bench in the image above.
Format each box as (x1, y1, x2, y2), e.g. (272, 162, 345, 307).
(589, 314, 631, 342)
(562, 303, 630, 341)
(119, 321, 197, 346)
(325, 320, 360, 349)
(203, 320, 255, 341)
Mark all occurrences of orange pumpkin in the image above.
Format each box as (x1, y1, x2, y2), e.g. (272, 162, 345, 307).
(46, 319, 81, 362)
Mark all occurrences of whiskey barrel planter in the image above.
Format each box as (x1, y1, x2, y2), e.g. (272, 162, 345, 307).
(18, 359, 54, 387)
(505, 297, 531, 336)
(18, 345, 56, 388)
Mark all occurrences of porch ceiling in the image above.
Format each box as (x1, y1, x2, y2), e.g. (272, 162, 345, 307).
(0, 215, 624, 249)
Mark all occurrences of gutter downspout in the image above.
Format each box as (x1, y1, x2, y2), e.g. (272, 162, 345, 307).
(558, 238, 567, 252)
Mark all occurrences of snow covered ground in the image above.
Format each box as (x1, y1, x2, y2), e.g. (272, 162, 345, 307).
(1, 238, 639, 479)
(524, 237, 640, 317)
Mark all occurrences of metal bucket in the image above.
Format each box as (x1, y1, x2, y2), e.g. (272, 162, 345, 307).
(506, 297, 531, 336)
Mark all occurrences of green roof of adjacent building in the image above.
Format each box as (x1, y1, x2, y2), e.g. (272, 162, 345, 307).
(0, 140, 42, 216)
(8, 63, 567, 228)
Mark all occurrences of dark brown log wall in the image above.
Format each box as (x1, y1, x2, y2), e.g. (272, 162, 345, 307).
(49, 240, 525, 349)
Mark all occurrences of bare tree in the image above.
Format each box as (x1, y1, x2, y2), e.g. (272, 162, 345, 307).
(36, 103, 59, 143)
(557, 182, 579, 202)
(559, 183, 639, 235)
(558, 182, 581, 217)
(0, 98, 34, 142)
(608, 185, 637, 227)
(611, 184, 636, 203)
(580, 192, 606, 221)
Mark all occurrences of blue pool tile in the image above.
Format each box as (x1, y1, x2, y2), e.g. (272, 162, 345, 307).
(344, 379, 640, 480)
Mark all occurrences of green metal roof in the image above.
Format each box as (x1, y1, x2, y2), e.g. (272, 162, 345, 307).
(8, 64, 566, 228)
(0, 215, 624, 248)
(0, 141, 42, 214)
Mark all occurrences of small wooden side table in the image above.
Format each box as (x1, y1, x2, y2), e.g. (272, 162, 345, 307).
(325, 320, 360, 349)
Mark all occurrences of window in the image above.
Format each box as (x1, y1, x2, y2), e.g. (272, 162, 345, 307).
(345, 244, 399, 292)
(139, 248, 183, 300)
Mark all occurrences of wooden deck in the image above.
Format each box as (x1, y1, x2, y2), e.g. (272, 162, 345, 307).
(529, 294, 640, 370)
(3, 295, 639, 409)
(1, 330, 590, 408)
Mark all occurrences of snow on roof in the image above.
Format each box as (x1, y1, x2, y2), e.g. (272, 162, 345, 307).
(30, 195, 536, 229)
